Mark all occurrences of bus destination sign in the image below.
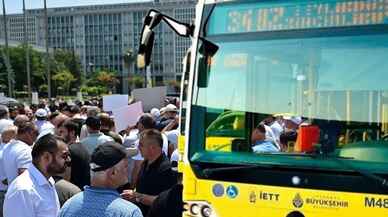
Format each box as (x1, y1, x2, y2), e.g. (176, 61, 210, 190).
(223, 0, 388, 34)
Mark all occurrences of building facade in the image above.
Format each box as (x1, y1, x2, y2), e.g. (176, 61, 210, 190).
(1, 0, 196, 86)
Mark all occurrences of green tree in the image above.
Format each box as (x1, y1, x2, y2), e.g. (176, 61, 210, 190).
(129, 75, 145, 89)
(0, 53, 7, 91)
(80, 86, 108, 96)
(52, 69, 76, 95)
(53, 49, 83, 87)
(88, 70, 118, 90)
(39, 84, 48, 94)
(0, 45, 83, 97)
(2, 45, 46, 92)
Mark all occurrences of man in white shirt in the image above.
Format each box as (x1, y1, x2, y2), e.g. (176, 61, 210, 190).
(251, 124, 280, 153)
(0, 106, 14, 141)
(261, 115, 283, 148)
(165, 129, 179, 157)
(35, 108, 55, 134)
(283, 116, 303, 132)
(2, 122, 38, 185)
(3, 134, 70, 217)
(0, 126, 17, 217)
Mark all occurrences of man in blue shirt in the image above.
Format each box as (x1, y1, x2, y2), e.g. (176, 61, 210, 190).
(80, 116, 113, 155)
(251, 124, 280, 153)
(59, 141, 142, 217)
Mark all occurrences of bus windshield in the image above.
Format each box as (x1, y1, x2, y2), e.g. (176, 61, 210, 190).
(189, 0, 388, 172)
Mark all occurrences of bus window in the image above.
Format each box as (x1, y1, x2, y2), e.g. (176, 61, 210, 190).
(192, 32, 388, 165)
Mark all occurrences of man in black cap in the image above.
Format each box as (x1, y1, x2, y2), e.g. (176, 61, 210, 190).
(80, 116, 113, 155)
(59, 141, 142, 217)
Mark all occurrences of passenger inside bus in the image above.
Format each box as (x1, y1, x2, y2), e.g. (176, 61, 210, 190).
(205, 107, 386, 157)
(261, 115, 283, 144)
(283, 116, 302, 133)
(251, 124, 280, 153)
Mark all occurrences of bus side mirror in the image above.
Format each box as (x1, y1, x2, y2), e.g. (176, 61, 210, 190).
(137, 25, 155, 69)
(199, 37, 219, 57)
(137, 11, 161, 69)
(137, 9, 193, 69)
(163, 16, 192, 37)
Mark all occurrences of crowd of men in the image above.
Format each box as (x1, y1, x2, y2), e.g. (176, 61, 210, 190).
(0, 99, 182, 217)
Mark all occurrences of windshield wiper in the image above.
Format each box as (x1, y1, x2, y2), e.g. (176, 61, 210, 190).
(202, 164, 274, 178)
(273, 152, 388, 188)
(202, 3, 217, 37)
(201, 153, 351, 177)
(252, 150, 354, 160)
(329, 156, 388, 189)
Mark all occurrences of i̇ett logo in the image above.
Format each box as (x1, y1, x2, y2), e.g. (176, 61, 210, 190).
(293, 193, 304, 208)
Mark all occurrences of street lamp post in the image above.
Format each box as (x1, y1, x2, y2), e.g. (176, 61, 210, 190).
(43, 0, 51, 98)
(2, 0, 12, 97)
(123, 49, 134, 94)
(23, 0, 31, 99)
(146, 65, 152, 88)
(88, 62, 94, 75)
(144, 68, 147, 88)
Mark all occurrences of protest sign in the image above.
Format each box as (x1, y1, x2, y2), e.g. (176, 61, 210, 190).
(112, 101, 143, 133)
(103, 94, 128, 112)
(132, 86, 167, 112)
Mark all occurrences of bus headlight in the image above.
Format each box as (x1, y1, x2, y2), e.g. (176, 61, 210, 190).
(184, 201, 218, 217)
(190, 203, 200, 215)
(201, 205, 212, 217)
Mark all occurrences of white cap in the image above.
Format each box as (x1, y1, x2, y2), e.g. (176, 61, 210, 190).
(165, 104, 177, 112)
(37, 127, 54, 140)
(150, 108, 160, 118)
(35, 108, 48, 118)
(160, 107, 167, 114)
(283, 116, 302, 125)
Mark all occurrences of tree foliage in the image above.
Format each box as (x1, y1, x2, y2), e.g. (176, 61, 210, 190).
(96, 70, 119, 87)
(78, 69, 120, 96)
(52, 69, 76, 95)
(129, 75, 145, 88)
(0, 45, 83, 96)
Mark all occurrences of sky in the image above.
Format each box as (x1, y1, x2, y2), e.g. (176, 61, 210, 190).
(1, 0, 149, 14)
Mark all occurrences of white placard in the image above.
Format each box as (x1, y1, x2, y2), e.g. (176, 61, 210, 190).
(132, 86, 167, 112)
(112, 101, 144, 133)
(0, 93, 4, 97)
(32, 92, 39, 105)
(102, 94, 128, 112)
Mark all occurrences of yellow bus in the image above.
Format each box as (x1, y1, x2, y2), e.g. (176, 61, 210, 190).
(137, 0, 388, 216)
